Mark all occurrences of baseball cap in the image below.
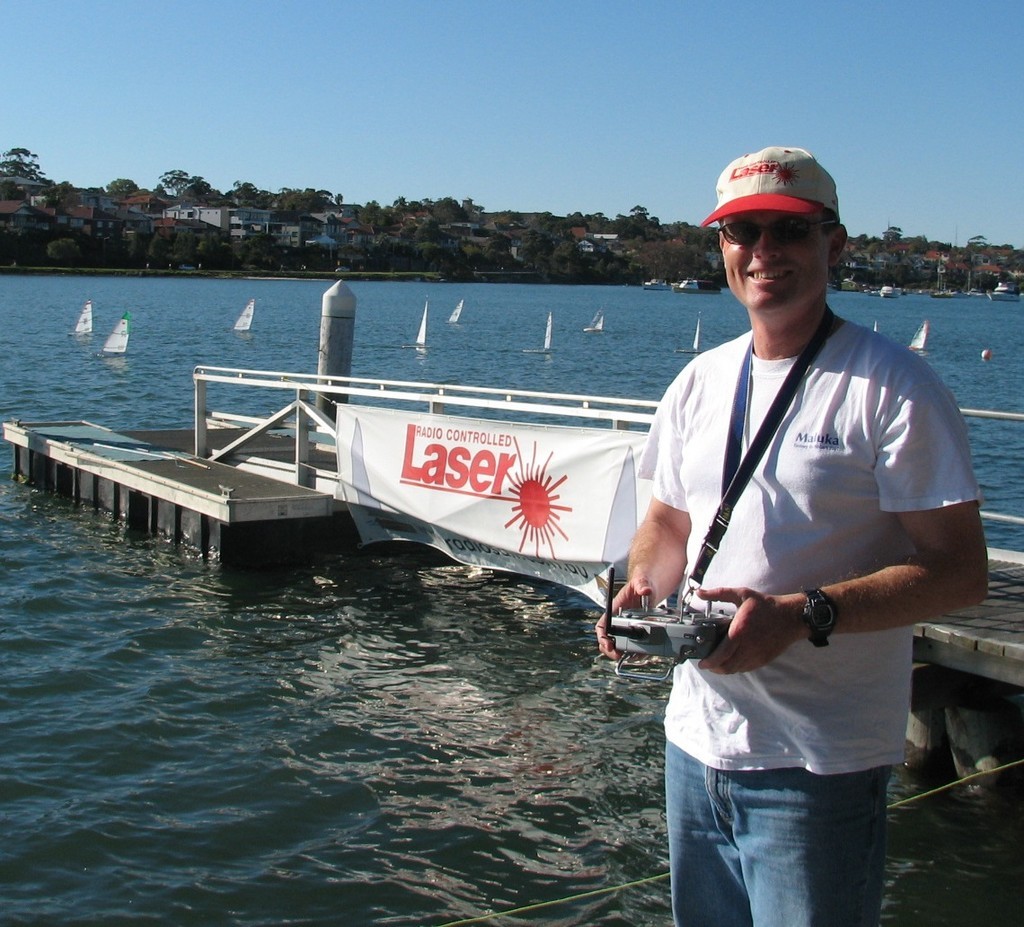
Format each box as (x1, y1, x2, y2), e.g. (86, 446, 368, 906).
(701, 147, 839, 226)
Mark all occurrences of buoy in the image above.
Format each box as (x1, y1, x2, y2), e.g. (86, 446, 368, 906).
(981, 348, 992, 361)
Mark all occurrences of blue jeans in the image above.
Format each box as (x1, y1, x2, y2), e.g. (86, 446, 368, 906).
(665, 741, 890, 927)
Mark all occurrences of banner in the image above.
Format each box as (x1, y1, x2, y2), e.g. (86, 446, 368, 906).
(334, 407, 651, 604)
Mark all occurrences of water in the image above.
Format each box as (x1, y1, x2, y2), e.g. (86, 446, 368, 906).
(1, 276, 1022, 926)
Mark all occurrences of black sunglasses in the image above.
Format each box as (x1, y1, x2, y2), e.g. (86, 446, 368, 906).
(719, 217, 838, 247)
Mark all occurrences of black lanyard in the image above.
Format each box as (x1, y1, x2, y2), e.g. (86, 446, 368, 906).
(686, 307, 835, 596)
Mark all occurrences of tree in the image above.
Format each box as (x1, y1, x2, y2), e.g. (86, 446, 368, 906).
(413, 218, 443, 244)
(107, 178, 140, 198)
(147, 234, 173, 267)
(171, 231, 198, 266)
(230, 181, 274, 208)
(275, 187, 334, 212)
(237, 232, 276, 269)
(47, 238, 81, 265)
(196, 234, 233, 270)
(40, 181, 78, 210)
(431, 197, 469, 224)
(159, 170, 191, 197)
(182, 176, 218, 201)
(1, 147, 47, 182)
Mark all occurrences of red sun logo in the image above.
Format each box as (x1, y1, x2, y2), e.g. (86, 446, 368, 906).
(775, 165, 799, 186)
(504, 439, 572, 557)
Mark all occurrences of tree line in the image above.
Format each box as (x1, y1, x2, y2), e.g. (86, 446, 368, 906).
(2, 147, 1019, 287)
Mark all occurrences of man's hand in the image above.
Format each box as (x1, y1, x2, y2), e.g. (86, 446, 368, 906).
(595, 573, 654, 660)
(694, 587, 806, 674)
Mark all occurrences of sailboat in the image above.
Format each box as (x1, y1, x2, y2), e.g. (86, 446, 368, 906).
(583, 309, 605, 333)
(524, 311, 553, 354)
(403, 299, 429, 350)
(233, 298, 255, 332)
(102, 311, 131, 355)
(675, 314, 702, 354)
(71, 299, 93, 335)
(931, 264, 953, 299)
(448, 298, 464, 323)
(908, 320, 930, 353)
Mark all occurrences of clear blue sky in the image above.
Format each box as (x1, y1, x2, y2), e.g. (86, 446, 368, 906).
(6, 0, 1023, 247)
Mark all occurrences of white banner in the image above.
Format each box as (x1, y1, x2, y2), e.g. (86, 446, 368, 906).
(334, 407, 651, 604)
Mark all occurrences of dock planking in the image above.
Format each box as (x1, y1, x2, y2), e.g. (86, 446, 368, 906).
(913, 553, 1024, 688)
(3, 420, 349, 566)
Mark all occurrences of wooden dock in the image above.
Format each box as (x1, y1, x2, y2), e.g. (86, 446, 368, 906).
(3, 420, 354, 566)
(914, 553, 1024, 689)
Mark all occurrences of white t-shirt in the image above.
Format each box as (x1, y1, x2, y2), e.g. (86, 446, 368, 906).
(641, 320, 981, 774)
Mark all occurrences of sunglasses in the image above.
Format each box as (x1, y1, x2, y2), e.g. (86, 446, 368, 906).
(719, 217, 838, 247)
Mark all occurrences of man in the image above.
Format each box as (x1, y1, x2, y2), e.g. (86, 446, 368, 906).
(597, 146, 988, 927)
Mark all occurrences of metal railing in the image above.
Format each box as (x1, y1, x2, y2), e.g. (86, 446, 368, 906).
(193, 366, 1023, 533)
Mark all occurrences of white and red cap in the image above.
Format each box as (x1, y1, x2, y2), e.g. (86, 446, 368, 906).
(701, 146, 839, 226)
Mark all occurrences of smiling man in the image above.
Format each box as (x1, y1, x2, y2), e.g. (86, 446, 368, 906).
(597, 147, 988, 927)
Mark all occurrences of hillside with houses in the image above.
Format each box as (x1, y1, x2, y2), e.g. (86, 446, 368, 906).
(1, 147, 1021, 291)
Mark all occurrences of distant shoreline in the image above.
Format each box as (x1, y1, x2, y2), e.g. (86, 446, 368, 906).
(0, 265, 441, 283)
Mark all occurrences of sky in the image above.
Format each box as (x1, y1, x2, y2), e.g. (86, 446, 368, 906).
(5, 0, 1023, 247)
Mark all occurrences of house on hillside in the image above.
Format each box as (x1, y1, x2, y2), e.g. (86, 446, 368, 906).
(0, 200, 54, 232)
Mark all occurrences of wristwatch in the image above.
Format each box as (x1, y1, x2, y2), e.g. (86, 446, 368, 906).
(802, 589, 838, 647)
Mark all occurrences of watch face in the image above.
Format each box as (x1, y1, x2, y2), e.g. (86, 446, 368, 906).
(803, 590, 835, 646)
(804, 592, 835, 630)
(809, 605, 832, 629)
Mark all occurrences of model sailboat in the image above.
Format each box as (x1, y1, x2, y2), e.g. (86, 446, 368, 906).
(72, 299, 93, 335)
(233, 298, 255, 332)
(583, 309, 605, 333)
(102, 312, 131, 355)
(524, 311, 553, 354)
(403, 299, 429, 350)
(448, 299, 464, 323)
(908, 320, 930, 352)
(675, 314, 702, 354)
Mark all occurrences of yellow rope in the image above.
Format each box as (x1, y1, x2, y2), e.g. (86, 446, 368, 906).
(433, 756, 1024, 927)
(886, 755, 1024, 808)
(434, 873, 670, 927)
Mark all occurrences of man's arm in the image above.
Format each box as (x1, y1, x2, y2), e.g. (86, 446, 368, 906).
(697, 501, 989, 674)
(823, 500, 989, 633)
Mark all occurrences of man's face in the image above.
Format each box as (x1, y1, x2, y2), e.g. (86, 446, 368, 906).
(718, 211, 847, 317)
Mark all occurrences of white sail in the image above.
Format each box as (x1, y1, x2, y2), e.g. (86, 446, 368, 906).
(416, 300, 428, 347)
(525, 311, 553, 353)
(583, 310, 604, 333)
(448, 299, 464, 323)
(234, 298, 255, 331)
(73, 300, 93, 334)
(402, 299, 429, 350)
(102, 312, 131, 355)
(908, 320, 930, 352)
(675, 314, 702, 354)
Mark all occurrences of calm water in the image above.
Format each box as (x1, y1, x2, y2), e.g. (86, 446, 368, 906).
(1, 275, 1022, 926)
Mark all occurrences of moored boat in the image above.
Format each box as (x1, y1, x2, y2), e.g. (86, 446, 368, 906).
(879, 285, 901, 298)
(642, 278, 671, 291)
(672, 278, 721, 295)
(988, 281, 1020, 302)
